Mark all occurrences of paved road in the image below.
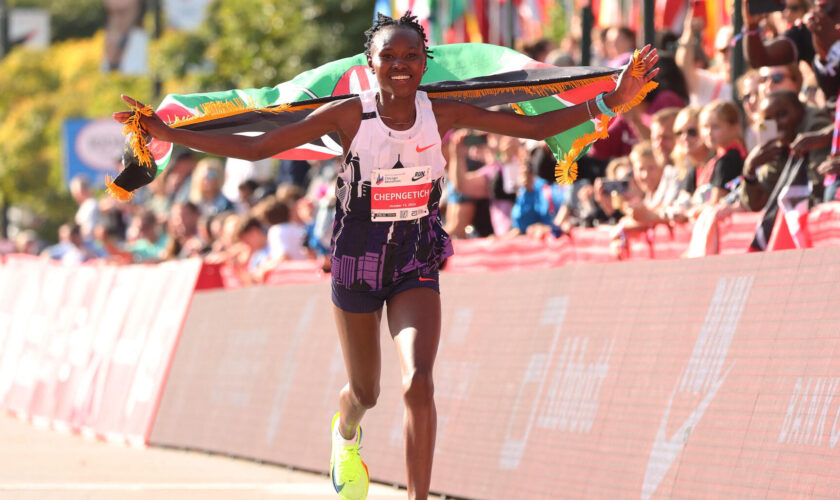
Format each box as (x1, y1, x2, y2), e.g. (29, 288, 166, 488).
(0, 413, 445, 500)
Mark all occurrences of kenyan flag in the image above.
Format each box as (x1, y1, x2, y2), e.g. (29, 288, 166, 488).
(111, 43, 654, 199)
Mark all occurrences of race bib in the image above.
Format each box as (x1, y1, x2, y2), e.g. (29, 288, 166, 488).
(370, 166, 432, 222)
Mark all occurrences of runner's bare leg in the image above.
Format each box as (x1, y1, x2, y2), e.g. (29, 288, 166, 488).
(333, 306, 383, 439)
(387, 287, 441, 500)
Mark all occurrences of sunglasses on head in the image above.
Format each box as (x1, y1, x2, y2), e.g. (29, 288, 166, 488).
(678, 128, 699, 138)
(784, 4, 803, 11)
(761, 73, 789, 84)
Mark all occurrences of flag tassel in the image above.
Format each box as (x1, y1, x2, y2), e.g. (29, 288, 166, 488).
(105, 174, 135, 202)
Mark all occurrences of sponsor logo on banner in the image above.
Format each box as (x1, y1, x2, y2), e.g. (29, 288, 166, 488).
(500, 297, 615, 469)
(642, 276, 753, 500)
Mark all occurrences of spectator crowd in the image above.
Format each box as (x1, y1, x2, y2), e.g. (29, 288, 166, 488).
(13, 0, 840, 281)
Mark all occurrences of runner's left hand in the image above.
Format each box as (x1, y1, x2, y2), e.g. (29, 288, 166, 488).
(612, 45, 659, 106)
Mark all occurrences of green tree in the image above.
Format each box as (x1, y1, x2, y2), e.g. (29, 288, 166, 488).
(0, 33, 150, 241)
(8, 0, 106, 42)
(154, 0, 374, 92)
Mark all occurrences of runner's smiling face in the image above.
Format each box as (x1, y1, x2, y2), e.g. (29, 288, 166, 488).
(367, 26, 426, 98)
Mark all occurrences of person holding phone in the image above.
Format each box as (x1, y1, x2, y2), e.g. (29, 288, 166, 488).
(741, 90, 832, 209)
(742, 0, 840, 156)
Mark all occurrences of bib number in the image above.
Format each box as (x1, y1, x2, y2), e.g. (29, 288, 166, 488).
(370, 166, 432, 222)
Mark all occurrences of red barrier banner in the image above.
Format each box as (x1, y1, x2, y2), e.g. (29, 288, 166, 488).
(151, 247, 840, 499)
(0, 256, 201, 444)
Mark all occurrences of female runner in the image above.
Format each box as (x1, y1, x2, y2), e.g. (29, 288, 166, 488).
(114, 12, 658, 500)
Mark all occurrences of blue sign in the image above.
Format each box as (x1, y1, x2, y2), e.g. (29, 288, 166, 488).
(62, 118, 125, 188)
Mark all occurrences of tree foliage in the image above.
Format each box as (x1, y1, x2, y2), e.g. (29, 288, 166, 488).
(0, 34, 150, 239)
(8, 0, 106, 42)
(154, 0, 374, 92)
(1, 0, 373, 239)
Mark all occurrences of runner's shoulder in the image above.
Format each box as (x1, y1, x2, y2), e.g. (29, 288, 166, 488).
(311, 96, 363, 132)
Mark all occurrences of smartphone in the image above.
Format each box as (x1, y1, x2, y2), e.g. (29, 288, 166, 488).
(748, 0, 784, 15)
(602, 179, 630, 194)
(756, 119, 779, 146)
(464, 134, 488, 146)
(692, 0, 706, 19)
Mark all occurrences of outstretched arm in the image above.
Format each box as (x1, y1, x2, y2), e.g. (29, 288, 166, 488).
(113, 95, 354, 162)
(434, 45, 659, 139)
(676, 12, 705, 98)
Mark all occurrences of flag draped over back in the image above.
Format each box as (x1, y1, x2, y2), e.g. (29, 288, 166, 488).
(110, 43, 655, 200)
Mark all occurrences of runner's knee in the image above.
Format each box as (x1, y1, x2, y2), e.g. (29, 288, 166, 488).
(402, 368, 434, 407)
(350, 382, 379, 409)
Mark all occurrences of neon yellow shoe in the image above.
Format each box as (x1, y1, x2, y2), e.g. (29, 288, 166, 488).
(330, 412, 369, 500)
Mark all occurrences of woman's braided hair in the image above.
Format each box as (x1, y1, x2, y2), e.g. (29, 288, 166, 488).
(364, 11, 434, 60)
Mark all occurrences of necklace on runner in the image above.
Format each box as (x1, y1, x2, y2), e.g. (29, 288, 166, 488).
(376, 95, 415, 126)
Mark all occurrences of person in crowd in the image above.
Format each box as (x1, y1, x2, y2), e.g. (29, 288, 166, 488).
(190, 157, 234, 217)
(604, 26, 637, 67)
(447, 131, 521, 237)
(817, 155, 840, 200)
(41, 223, 94, 263)
(255, 196, 309, 261)
(742, 0, 839, 154)
(676, 10, 733, 106)
(234, 215, 271, 283)
(162, 201, 202, 260)
(782, 0, 811, 28)
(738, 70, 762, 150)
(649, 107, 683, 207)
(143, 171, 172, 219)
(592, 156, 644, 224)
(236, 179, 260, 214)
(163, 150, 197, 204)
(670, 106, 713, 211)
(619, 141, 666, 228)
(204, 212, 241, 263)
(123, 209, 167, 262)
(508, 158, 568, 238)
(695, 100, 746, 205)
(222, 156, 274, 204)
(741, 90, 832, 210)
(757, 63, 803, 99)
(15, 230, 40, 255)
(70, 174, 100, 241)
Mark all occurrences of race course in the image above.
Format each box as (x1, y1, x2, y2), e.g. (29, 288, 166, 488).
(0, 413, 439, 500)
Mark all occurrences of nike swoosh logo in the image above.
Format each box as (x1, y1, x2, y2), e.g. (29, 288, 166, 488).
(331, 466, 345, 493)
(641, 363, 733, 500)
(418, 276, 436, 282)
(416, 144, 434, 153)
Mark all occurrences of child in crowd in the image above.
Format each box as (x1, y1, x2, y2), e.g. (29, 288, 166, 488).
(695, 100, 746, 205)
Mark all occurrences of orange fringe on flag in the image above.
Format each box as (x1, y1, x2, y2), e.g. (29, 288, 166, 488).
(122, 103, 155, 168)
(552, 49, 658, 185)
(105, 174, 135, 202)
(428, 75, 615, 101)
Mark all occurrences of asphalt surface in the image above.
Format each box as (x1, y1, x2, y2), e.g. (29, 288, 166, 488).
(0, 413, 446, 499)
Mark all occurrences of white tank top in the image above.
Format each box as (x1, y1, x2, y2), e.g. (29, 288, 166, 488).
(330, 89, 453, 291)
(338, 89, 446, 184)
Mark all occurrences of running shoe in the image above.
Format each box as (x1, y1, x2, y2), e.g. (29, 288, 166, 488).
(330, 412, 369, 500)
